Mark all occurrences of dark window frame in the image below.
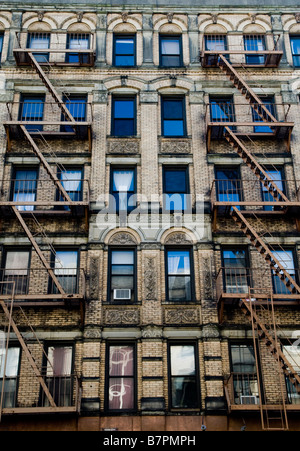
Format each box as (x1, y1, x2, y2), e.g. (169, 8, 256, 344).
(0, 32, 4, 62)
(10, 165, 39, 211)
(165, 246, 195, 302)
(56, 166, 84, 206)
(110, 166, 137, 214)
(252, 95, 277, 133)
(113, 34, 136, 67)
(105, 341, 137, 413)
(19, 93, 45, 131)
(162, 165, 190, 213)
(48, 248, 80, 295)
(260, 166, 286, 211)
(221, 247, 250, 294)
(271, 247, 299, 296)
(290, 35, 300, 67)
(214, 166, 243, 204)
(111, 95, 137, 137)
(243, 34, 266, 65)
(0, 344, 21, 409)
(1, 247, 32, 296)
(159, 34, 183, 68)
(107, 247, 137, 304)
(161, 95, 187, 138)
(66, 33, 90, 64)
(167, 341, 200, 410)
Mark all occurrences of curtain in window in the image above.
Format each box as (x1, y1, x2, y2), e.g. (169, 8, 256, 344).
(0, 347, 20, 408)
(113, 170, 135, 211)
(46, 346, 72, 377)
(14, 170, 37, 211)
(60, 170, 82, 201)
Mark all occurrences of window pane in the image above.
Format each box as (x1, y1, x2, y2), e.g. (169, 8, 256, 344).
(165, 170, 186, 193)
(170, 345, 195, 376)
(171, 377, 198, 408)
(68, 36, 89, 50)
(108, 377, 134, 410)
(168, 251, 190, 275)
(231, 345, 256, 373)
(46, 346, 72, 377)
(111, 251, 134, 265)
(163, 100, 183, 120)
(161, 39, 180, 55)
(111, 276, 134, 291)
(163, 120, 184, 136)
(168, 276, 191, 301)
(291, 37, 300, 55)
(223, 249, 246, 268)
(114, 100, 134, 119)
(60, 170, 82, 200)
(55, 251, 78, 275)
(113, 170, 134, 192)
(109, 346, 134, 376)
(5, 251, 29, 274)
(115, 37, 134, 55)
(205, 35, 227, 51)
(0, 347, 20, 378)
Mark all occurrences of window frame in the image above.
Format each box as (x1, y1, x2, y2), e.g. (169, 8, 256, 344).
(107, 247, 137, 304)
(113, 34, 136, 67)
(56, 166, 84, 206)
(214, 166, 243, 204)
(11, 166, 39, 212)
(252, 95, 276, 133)
(49, 248, 80, 295)
(111, 95, 137, 137)
(19, 93, 45, 132)
(110, 166, 137, 214)
(161, 95, 187, 138)
(105, 341, 137, 413)
(1, 247, 31, 296)
(221, 247, 250, 294)
(271, 248, 298, 296)
(66, 33, 90, 64)
(27, 32, 50, 63)
(0, 344, 21, 409)
(165, 246, 194, 302)
(159, 34, 183, 68)
(261, 167, 285, 211)
(243, 34, 266, 65)
(162, 165, 190, 213)
(0, 32, 4, 63)
(290, 35, 300, 67)
(167, 341, 200, 410)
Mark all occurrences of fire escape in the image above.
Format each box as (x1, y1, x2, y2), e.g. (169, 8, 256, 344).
(202, 34, 300, 430)
(0, 33, 94, 416)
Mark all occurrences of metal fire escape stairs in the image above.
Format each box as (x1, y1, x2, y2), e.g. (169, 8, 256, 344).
(0, 52, 84, 417)
(210, 51, 300, 426)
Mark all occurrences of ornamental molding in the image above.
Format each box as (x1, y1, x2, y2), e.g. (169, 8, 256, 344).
(104, 308, 140, 325)
(164, 308, 199, 324)
(108, 231, 138, 245)
(160, 140, 191, 154)
(164, 231, 193, 245)
(107, 138, 140, 154)
(142, 325, 163, 338)
(144, 256, 158, 300)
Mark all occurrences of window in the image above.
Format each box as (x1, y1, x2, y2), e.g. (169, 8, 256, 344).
(230, 344, 259, 405)
(106, 344, 136, 411)
(244, 34, 266, 65)
(66, 33, 90, 64)
(215, 168, 242, 205)
(51, 250, 78, 294)
(0, 347, 20, 408)
(42, 345, 73, 407)
(19, 94, 45, 132)
(111, 168, 136, 213)
(261, 169, 285, 211)
(222, 249, 249, 294)
(252, 96, 276, 133)
(290, 36, 300, 67)
(210, 96, 235, 124)
(112, 97, 136, 137)
(161, 97, 186, 137)
(169, 344, 199, 409)
(27, 32, 50, 63)
(57, 168, 83, 210)
(205, 34, 228, 65)
(109, 249, 136, 303)
(282, 345, 300, 405)
(166, 249, 192, 301)
(271, 249, 296, 295)
(12, 168, 38, 212)
(61, 95, 87, 132)
(160, 35, 182, 67)
(163, 167, 190, 212)
(0, 33, 4, 62)
(113, 35, 136, 67)
(1, 250, 30, 295)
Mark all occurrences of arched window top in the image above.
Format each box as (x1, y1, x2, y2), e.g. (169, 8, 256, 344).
(204, 24, 228, 35)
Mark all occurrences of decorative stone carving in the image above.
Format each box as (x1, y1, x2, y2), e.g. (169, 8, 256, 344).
(203, 255, 214, 299)
(105, 309, 139, 325)
(142, 325, 163, 338)
(89, 256, 100, 300)
(211, 14, 218, 24)
(108, 232, 138, 245)
(37, 11, 44, 21)
(144, 256, 157, 300)
(295, 13, 300, 23)
(165, 308, 199, 324)
(202, 324, 220, 339)
(167, 13, 174, 23)
(108, 139, 140, 154)
(84, 327, 102, 339)
(160, 140, 191, 154)
(122, 12, 128, 23)
(77, 11, 84, 22)
(164, 232, 193, 245)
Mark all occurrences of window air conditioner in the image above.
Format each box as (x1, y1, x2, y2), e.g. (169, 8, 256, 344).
(113, 289, 131, 300)
(240, 395, 259, 405)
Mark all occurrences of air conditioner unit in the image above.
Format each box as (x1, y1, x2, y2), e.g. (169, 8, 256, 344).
(240, 395, 259, 405)
(113, 289, 131, 300)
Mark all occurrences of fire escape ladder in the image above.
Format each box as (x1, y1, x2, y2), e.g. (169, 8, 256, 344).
(27, 52, 75, 124)
(224, 126, 289, 204)
(217, 54, 278, 123)
(11, 206, 66, 296)
(0, 298, 57, 409)
(231, 206, 300, 295)
(242, 296, 290, 430)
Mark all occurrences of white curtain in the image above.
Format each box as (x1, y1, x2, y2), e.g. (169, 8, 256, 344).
(113, 171, 134, 192)
(161, 40, 180, 55)
(47, 346, 72, 377)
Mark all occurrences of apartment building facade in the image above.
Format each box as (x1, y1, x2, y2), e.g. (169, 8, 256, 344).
(0, 0, 300, 431)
